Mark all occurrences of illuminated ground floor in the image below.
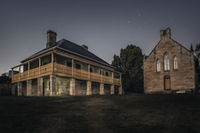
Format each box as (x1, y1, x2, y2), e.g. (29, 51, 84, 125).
(12, 75, 123, 96)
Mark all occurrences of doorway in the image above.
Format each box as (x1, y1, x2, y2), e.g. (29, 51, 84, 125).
(164, 75, 171, 90)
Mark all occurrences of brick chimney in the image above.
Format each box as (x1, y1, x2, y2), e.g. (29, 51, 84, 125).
(160, 28, 171, 40)
(46, 30, 57, 48)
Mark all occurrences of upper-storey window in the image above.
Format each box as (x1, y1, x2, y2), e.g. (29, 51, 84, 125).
(102, 69, 112, 77)
(90, 65, 100, 74)
(30, 59, 39, 69)
(74, 61, 88, 71)
(173, 56, 178, 70)
(156, 59, 161, 72)
(41, 54, 51, 66)
(75, 63, 81, 69)
(55, 54, 72, 67)
(114, 72, 120, 79)
(164, 53, 170, 71)
(23, 63, 28, 71)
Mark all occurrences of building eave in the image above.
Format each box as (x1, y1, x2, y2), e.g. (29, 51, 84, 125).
(56, 46, 116, 70)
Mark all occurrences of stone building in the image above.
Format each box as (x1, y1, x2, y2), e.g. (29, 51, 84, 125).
(11, 30, 122, 96)
(144, 28, 196, 93)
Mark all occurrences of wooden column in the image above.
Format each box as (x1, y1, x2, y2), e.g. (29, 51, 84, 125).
(51, 52, 54, 73)
(72, 59, 74, 77)
(28, 62, 30, 77)
(88, 64, 91, 80)
(112, 72, 114, 84)
(19, 66, 21, 80)
(39, 58, 41, 75)
(100, 69, 103, 84)
(119, 73, 123, 95)
(11, 68, 13, 81)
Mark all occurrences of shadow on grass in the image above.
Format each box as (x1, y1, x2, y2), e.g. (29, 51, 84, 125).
(0, 94, 200, 133)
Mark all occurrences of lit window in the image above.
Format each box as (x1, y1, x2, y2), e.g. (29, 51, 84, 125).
(173, 56, 178, 70)
(156, 59, 161, 72)
(164, 53, 170, 71)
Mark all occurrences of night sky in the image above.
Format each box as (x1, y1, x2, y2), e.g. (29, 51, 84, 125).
(0, 0, 200, 74)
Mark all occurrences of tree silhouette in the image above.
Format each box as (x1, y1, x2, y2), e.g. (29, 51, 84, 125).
(194, 43, 200, 93)
(112, 45, 144, 93)
(0, 74, 11, 96)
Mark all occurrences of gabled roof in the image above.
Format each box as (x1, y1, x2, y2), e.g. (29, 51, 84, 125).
(21, 39, 110, 66)
(146, 38, 192, 59)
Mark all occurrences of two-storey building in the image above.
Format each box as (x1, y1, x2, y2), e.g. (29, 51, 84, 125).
(11, 31, 123, 96)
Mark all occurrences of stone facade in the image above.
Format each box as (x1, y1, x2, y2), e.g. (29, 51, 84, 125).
(144, 28, 196, 93)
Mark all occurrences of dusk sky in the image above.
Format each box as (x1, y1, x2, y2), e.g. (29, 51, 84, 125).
(0, 0, 200, 74)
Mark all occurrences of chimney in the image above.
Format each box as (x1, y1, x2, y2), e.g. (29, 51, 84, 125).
(46, 30, 57, 48)
(160, 28, 171, 40)
(82, 44, 88, 50)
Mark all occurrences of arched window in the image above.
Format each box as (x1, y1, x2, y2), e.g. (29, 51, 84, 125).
(173, 56, 178, 69)
(156, 59, 161, 72)
(164, 53, 170, 71)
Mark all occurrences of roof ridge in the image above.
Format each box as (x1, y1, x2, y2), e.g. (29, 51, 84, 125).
(146, 38, 193, 59)
(21, 38, 111, 67)
(57, 39, 110, 65)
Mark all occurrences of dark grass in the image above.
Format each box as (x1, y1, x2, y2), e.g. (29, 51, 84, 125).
(0, 94, 200, 133)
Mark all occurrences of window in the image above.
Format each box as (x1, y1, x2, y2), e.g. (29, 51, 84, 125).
(173, 56, 178, 70)
(156, 59, 161, 72)
(105, 71, 109, 76)
(30, 59, 39, 69)
(23, 63, 28, 71)
(75, 64, 81, 69)
(67, 62, 72, 67)
(41, 55, 51, 66)
(114, 72, 120, 79)
(102, 69, 112, 77)
(90, 65, 100, 74)
(164, 53, 170, 71)
(55, 54, 72, 67)
(74, 61, 88, 71)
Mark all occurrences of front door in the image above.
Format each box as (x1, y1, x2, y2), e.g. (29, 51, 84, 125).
(164, 75, 171, 90)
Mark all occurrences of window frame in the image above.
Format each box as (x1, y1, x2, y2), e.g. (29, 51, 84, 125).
(164, 52, 170, 71)
(156, 59, 161, 72)
(173, 56, 178, 70)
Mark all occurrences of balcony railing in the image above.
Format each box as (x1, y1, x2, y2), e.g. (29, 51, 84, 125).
(12, 63, 121, 85)
(12, 64, 52, 83)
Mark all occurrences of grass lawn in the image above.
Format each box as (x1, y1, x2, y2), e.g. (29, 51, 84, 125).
(0, 94, 200, 133)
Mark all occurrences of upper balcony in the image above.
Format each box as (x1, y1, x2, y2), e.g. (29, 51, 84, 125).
(12, 52, 121, 86)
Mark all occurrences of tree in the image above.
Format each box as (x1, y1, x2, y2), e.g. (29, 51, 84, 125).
(0, 74, 11, 96)
(0, 74, 11, 84)
(194, 43, 200, 93)
(112, 45, 144, 93)
(195, 43, 200, 58)
(190, 44, 194, 52)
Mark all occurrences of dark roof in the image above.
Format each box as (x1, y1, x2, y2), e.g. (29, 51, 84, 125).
(21, 39, 110, 66)
(56, 39, 109, 65)
(21, 44, 57, 62)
